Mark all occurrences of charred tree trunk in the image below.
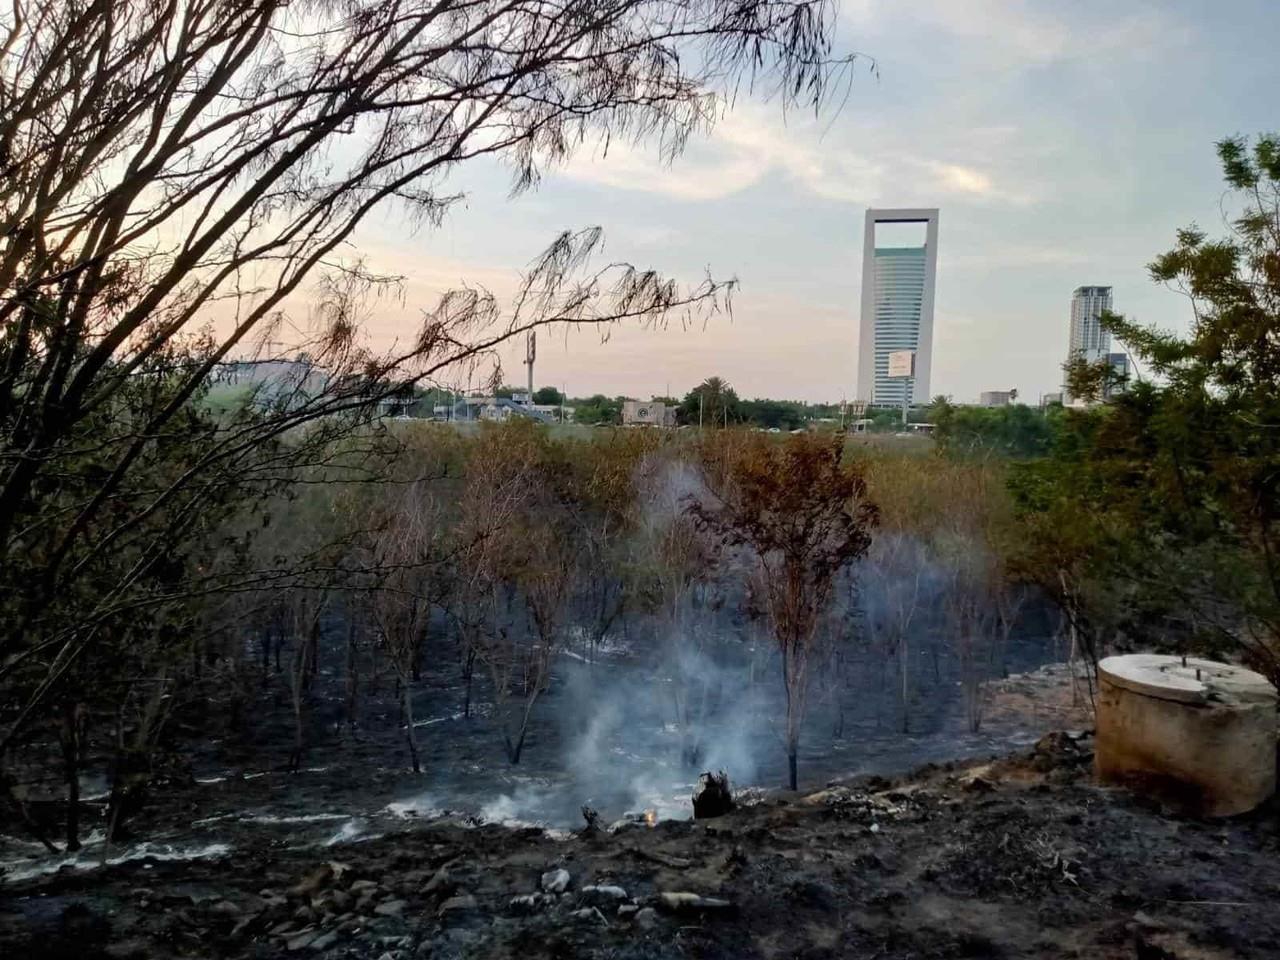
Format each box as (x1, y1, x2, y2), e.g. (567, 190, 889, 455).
(504, 729, 525, 765)
(401, 673, 421, 774)
(462, 647, 476, 719)
(411, 608, 424, 683)
(344, 619, 359, 736)
(900, 634, 910, 735)
(59, 701, 84, 852)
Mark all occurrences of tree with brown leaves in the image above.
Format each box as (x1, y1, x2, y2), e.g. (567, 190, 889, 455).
(691, 432, 877, 790)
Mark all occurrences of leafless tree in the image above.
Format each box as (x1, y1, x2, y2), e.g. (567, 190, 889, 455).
(283, 588, 327, 772)
(447, 421, 553, 761)
(366, 482, 445, 773)
(862, 533, 927, 734)
(634, 450, 716, 767)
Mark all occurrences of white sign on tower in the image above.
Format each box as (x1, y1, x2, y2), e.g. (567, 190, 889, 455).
(887, 350, 916, 379)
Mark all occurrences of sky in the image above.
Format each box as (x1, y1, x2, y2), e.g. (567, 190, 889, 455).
(332, 0, 1280, 404)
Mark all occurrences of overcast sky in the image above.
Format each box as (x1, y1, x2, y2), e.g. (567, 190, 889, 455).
(337, 0, 1280, 403)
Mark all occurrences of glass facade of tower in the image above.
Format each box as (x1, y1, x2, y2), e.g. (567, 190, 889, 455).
(1065, 285, 1114, 403)
(872, 246, 927, 405)
(1068, 286, 1112, 360)
(857, 209, 938, 406)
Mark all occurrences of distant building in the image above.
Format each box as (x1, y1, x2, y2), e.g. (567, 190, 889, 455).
(622, 400, 677, 427)
(1040, 392, 1064, 407)
(979, 390, 1016, 407)
(1064, 285, 1112, 403)
(1104, 352, 1131, 400)
(451, 396, 555, 423)
(531, 403, 573, 422)
(857, 208, 940, 407)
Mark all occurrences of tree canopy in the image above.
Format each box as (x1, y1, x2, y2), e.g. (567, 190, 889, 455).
(1010, 135, 1280, 684)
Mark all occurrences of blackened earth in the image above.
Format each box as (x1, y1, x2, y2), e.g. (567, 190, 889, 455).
(4, 732, 1279, 960)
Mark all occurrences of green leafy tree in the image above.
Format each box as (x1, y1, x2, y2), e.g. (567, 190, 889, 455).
(679, 376, 740, 427)
(532, 386, 564, 405)
(1012, 135, 1280, 684)
(933, 404, 1059, 459)
(572, 394, 624, 425)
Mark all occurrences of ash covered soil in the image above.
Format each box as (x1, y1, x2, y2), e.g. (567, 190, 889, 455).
(4, 731, 1280, 960)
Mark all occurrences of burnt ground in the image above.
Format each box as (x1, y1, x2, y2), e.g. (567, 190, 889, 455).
(4, 728, 1279, 960)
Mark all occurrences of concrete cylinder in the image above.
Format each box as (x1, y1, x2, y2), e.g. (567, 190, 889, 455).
(1095, 654, 1277, 817)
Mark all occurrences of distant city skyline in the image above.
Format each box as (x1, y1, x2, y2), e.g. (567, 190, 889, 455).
(229, 1, 1280, 404)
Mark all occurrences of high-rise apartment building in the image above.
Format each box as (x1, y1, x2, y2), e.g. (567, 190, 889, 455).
(856, 209, 939, 406)
(1068, 286, 1112, 358)
(1064, 286, 1112, 403)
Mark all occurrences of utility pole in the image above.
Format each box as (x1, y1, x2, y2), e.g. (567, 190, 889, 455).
(887, 349, 916, 432)
(523, 330, 536, 403)
(699, 392, 704, 429)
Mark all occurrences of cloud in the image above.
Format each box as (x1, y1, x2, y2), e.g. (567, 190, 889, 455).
(555, 104, 1016, 206)
(904, 1, 1188, 68)
(932, 163, 995, 197)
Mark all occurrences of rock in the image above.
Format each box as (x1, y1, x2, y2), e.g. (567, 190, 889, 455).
(349, 880, 379, 896)
(569, 906, 609, 926)
(230, 914, 259, 940)
(374, 900, 407, 917)
(269, 920, 298, 936)
(311, 930, 340, 950)
(617, 904, 639, 919)
(438, 894, 478, 918)
(658, 892, 733, 914)
(103, 941, 151, 959)
(422, 864, 454, 896)
(634, 907, 658, 928)
(692, 771, 734, 819)
(962, 775, 995, 794)
(286, 930, 319, 951)
(508, 893, 542, 914)
(292, 865, 335, 898)
(580, 884, 628, 902)
(259, 891, 289, 912)
(541, 867, 571, 894)
(206, 898, 241, 920)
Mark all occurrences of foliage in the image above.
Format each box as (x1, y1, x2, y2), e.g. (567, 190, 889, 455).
(679, 377, 741, 427)
(533, 387, 565, 406)
(930, 397, 1061, 459)
(570, 394, 627, 425)
(1011, 135, 1280, 684)
(1, 0, 852, 840)
(690, 431, 878, 789)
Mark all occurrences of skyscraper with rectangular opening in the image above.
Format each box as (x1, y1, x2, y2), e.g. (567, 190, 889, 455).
(857, 209, 939, 406)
